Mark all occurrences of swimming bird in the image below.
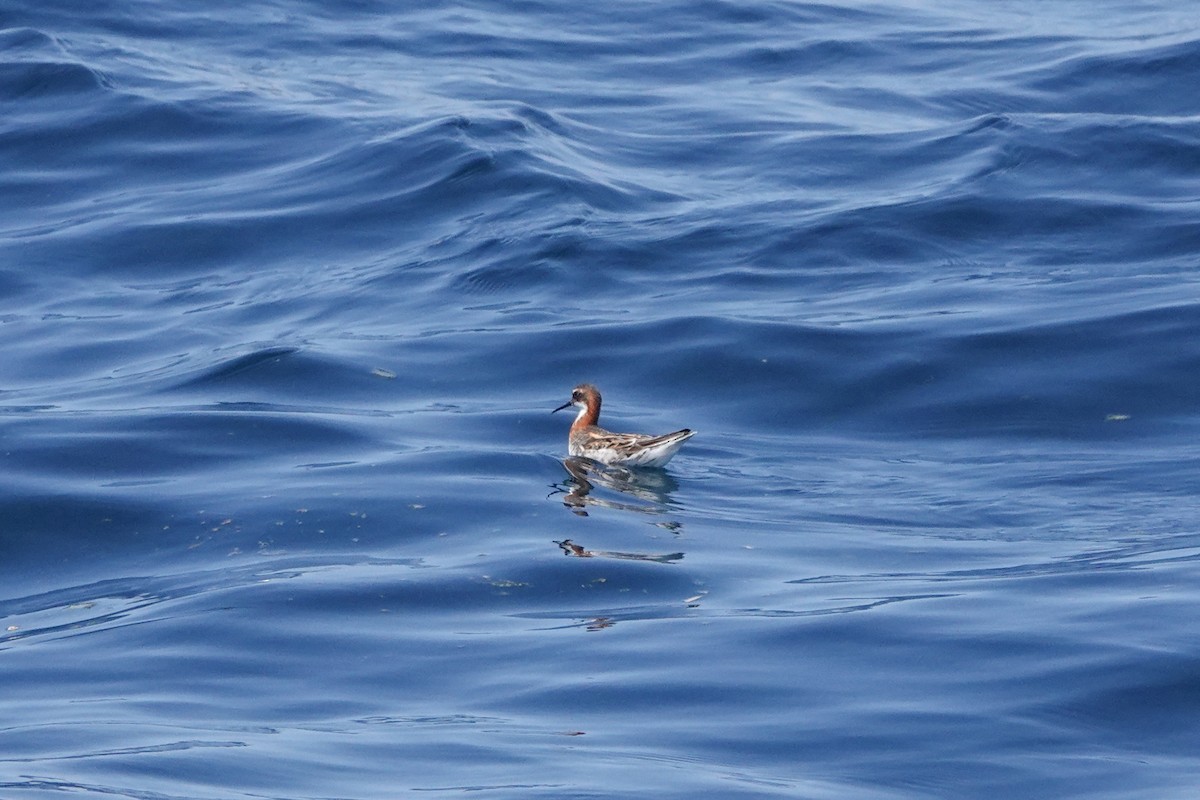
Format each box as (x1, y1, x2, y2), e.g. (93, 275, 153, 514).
(553, 383, 696, 467)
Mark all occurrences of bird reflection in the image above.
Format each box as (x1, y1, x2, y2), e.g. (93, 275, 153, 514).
(551, 456, 683, 518)
(555, 538, 684, 564)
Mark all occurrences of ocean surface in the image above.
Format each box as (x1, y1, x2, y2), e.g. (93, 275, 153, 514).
(3, 1, 1200, 797)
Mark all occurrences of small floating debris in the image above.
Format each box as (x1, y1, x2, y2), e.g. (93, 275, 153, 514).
(1105, 413, 1130, 422)
(487, 578, 529, 589)
(371, 368, 397, 379)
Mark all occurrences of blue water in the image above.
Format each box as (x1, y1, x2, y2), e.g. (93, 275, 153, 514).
(4, 1, 1200, 797)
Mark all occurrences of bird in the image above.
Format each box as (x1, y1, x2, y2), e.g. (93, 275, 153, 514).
(552, 383, 695, 467)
